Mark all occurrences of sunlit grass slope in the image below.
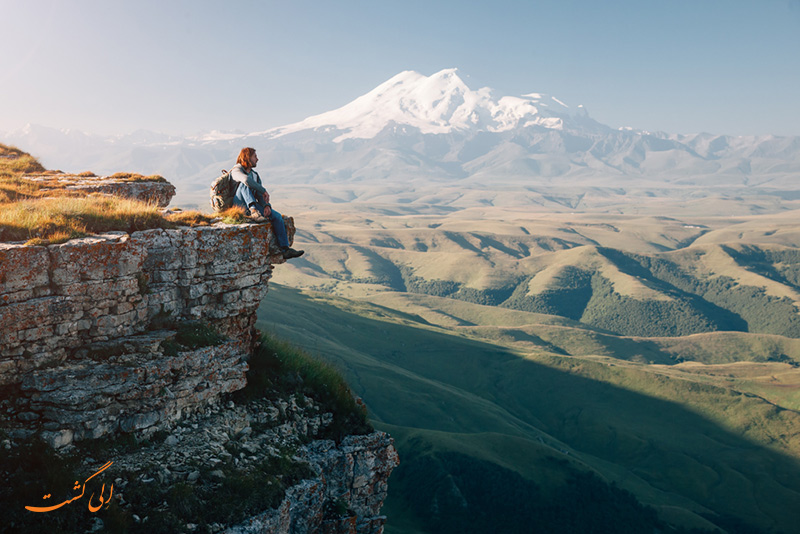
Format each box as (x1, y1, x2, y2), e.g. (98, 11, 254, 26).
(273, 207, 800, 338)
(0, 196, 172, 244)
(258, 284, 800, 534)
(0, 143, 245, 244)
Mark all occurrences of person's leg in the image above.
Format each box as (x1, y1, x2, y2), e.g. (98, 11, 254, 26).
(234, 184, 265, 215)
(268, 208, 290, 248)
(267, 208, 304, 259)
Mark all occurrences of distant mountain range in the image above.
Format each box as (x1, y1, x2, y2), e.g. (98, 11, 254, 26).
(3, 68, 800, 204)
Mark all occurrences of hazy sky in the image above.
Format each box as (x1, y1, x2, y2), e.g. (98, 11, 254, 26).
(2, 0, 799, 137)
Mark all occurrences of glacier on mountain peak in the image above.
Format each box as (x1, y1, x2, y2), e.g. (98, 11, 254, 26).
(265, 68, 592, 142)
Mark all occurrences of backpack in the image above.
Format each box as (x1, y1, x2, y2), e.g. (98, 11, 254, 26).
(209, 169, 236, 212)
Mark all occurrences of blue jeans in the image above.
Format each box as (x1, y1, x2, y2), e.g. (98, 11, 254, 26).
(232, 183, 290, 248)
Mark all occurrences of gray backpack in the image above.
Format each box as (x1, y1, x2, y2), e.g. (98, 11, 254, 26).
(209, 169, 236, 212)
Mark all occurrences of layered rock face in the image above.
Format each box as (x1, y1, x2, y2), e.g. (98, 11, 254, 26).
(102, 394, 398, 534)
(233, 433, 399, 534)
(1, 178, 398, 534)
(1, 220, 293, 444)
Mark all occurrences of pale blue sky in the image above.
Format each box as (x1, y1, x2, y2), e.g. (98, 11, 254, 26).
(2, 0, 798, 136)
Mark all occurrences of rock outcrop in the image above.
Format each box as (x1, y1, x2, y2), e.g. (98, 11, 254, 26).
(1, 223, 286, 385)
(0, 175, 397, 534)
(1, 221, 293, 446)
(231, 432, 399, 534)
(74, 393, 398, 534)
(24, 173, 177, 206)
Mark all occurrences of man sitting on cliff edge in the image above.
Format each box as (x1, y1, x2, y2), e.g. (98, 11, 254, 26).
(231, 147, 304, 260)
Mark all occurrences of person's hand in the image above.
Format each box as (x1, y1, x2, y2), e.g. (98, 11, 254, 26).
(263, 204, 272, 217)
(262, 191, 270, 204)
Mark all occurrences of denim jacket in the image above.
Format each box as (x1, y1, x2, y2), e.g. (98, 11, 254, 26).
(230, 163, 267, 196)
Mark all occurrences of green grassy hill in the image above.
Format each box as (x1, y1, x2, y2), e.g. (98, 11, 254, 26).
(257, 285, 800, 534)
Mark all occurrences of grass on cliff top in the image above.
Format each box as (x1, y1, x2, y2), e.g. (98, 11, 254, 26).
(0, 170, 168, 204)
(167, 206, 249, 226)
(0, 143, 46, 176)
(105, 172, 168, 183)
(0, 143, 253, 244)
(0, 200, 250, 245)
(1, 142, 164, 183)
(0, 196, 175, 245)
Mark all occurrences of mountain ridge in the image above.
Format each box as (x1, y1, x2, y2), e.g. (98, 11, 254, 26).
(3, 68, 800, 206)
(260, 68, 605, 141)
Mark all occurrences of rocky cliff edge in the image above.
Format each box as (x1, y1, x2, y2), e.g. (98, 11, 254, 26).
(0, 177, 398, 534)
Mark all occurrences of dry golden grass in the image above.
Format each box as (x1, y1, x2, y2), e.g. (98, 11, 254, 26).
(0, 197, 249, 245)
(219, 205, 248, 224)
(0, 143, 36, 159)
(0, 143, 232, 245)
(1, 143, 166, 199)
(0, 177, 87, 203)
(1, 144, 72, 201)
(164, 210, 218, 226)
(164, 209, 216, 226)
(162, 206, 248, 226)
(0, 195, 175, 245)
(1, 176, 47, 203)
(0, 154, 46, 177)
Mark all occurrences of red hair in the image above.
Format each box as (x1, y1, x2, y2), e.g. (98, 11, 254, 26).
(237, 147, 256, 171)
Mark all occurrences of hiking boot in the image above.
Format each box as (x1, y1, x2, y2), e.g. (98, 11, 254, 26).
(247, 208, 267, 223)
(282, 247, 305, 260)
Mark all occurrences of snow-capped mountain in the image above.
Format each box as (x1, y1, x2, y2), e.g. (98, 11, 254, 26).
(3, 68, 800, 207)
(262, 68, 604, 141)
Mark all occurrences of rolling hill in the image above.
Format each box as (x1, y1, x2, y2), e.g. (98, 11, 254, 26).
(257, 284, 800, 534)
(257, 196, 800, 533)
(272, 207, 800, 340)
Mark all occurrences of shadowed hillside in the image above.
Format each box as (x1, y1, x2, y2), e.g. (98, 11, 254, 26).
(258, 285, 800, 534)
(258, 184, 800, 533)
